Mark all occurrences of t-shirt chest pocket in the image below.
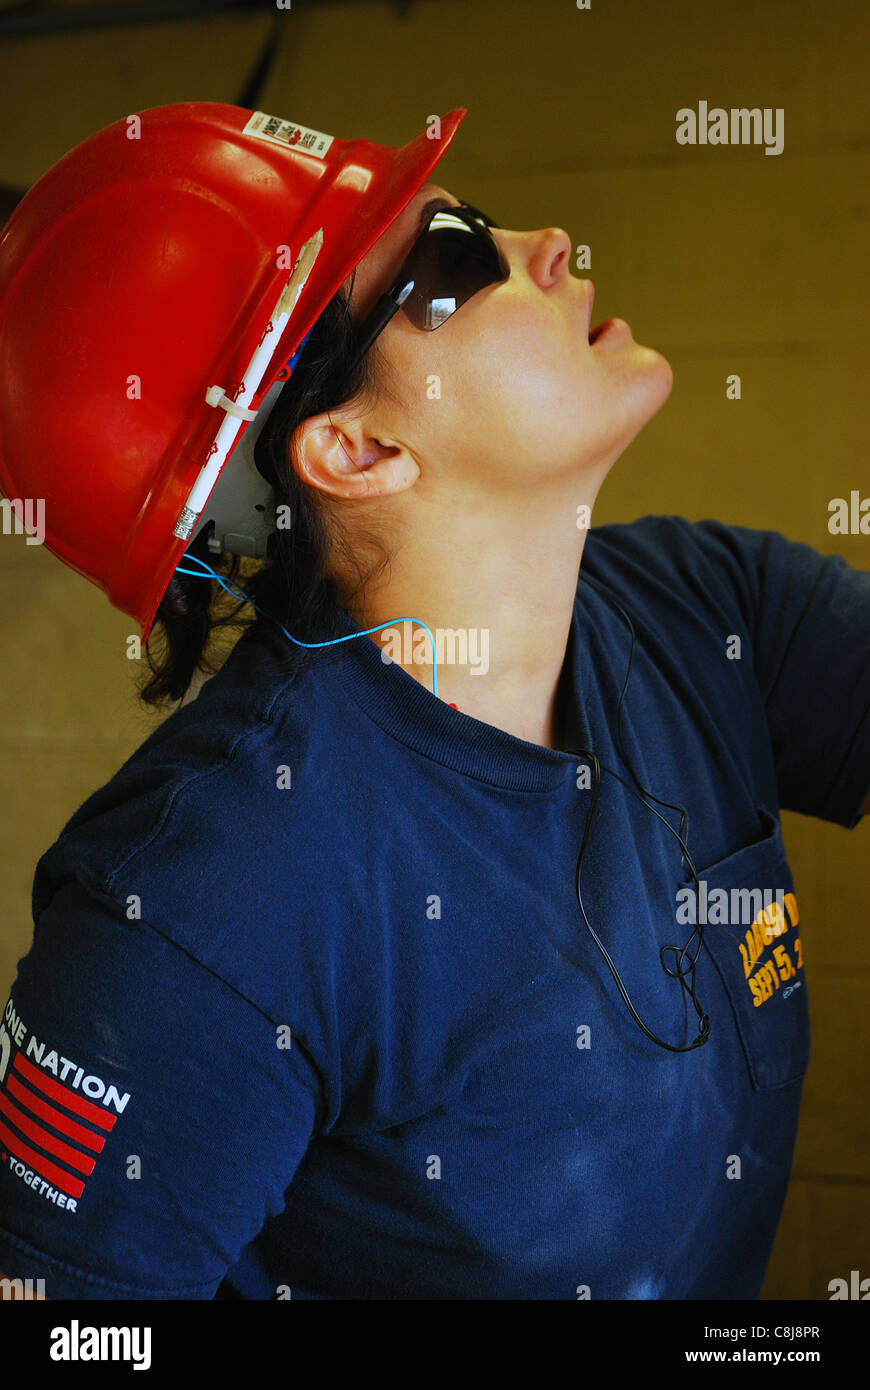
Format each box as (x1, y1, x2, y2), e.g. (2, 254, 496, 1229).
(681, 808, 810, 1091)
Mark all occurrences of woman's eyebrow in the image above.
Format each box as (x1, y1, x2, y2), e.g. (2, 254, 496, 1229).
(415, 194, 454, 231)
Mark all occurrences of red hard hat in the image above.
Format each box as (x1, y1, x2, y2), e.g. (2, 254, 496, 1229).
(0, 102, 466, 640)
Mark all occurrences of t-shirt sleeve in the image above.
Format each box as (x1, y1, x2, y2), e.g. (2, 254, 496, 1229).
(680, 519, 870, 829)
(0, 875, 321, 1299)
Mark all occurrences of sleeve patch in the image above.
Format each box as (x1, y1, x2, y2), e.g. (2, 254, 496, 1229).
(0, 996, 132, 1213)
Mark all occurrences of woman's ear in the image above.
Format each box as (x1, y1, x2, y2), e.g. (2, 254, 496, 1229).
(292, 410, 421, 500)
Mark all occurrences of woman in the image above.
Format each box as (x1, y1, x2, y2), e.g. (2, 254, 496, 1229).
(0, 102, 868, 1301)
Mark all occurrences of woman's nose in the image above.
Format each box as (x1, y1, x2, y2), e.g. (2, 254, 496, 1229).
(511, 224, 573, 288)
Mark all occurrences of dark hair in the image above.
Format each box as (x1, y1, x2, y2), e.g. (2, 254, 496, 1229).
(138, 273, 401, 707)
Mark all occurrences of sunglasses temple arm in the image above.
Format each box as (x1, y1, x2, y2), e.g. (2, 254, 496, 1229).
(349, 281, 415, 369)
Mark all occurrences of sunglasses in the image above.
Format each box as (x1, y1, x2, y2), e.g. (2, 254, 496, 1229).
(347, 202, 510, 373)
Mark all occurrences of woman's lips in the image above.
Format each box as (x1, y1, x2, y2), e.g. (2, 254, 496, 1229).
(589, 317, 629, 344)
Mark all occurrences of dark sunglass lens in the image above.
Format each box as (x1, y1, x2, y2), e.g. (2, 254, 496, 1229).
(402, 208, 508, 330)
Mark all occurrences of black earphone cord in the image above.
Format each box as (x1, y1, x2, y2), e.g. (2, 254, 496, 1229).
(242, 559, 711, 1054)
(568, 572, 711, 1054)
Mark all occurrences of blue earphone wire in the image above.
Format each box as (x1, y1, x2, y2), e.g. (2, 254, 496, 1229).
(174, 551, 441, 698)
(174, 326, 440, 693)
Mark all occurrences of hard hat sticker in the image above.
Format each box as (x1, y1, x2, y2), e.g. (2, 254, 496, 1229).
(243, 111, 334, 159)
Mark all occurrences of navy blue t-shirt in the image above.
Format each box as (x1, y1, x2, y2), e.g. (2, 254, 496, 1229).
(0, 515, 868, 1300)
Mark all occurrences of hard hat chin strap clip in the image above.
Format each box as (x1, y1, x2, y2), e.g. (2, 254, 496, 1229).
(204, 385, 258, 421)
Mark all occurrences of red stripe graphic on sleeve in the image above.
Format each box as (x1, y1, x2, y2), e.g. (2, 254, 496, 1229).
(0, 1090, 96, 1176)
(5, 1073, 106, 1154)
(0, 1043, 132, 1208)
(13, 1054, 117, 1130)
(0, 1117, 85, 1199)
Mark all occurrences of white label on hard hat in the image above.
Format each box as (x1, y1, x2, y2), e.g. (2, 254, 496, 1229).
(243, 111, 334, 159)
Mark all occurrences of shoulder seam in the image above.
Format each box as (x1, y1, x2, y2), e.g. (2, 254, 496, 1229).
(37, 871, 330, 1131)
(103, 669, 299, 887)
(59, 874, 294, 1031)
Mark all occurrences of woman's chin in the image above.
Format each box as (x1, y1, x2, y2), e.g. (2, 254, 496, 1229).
(633, 342, 674, 406)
